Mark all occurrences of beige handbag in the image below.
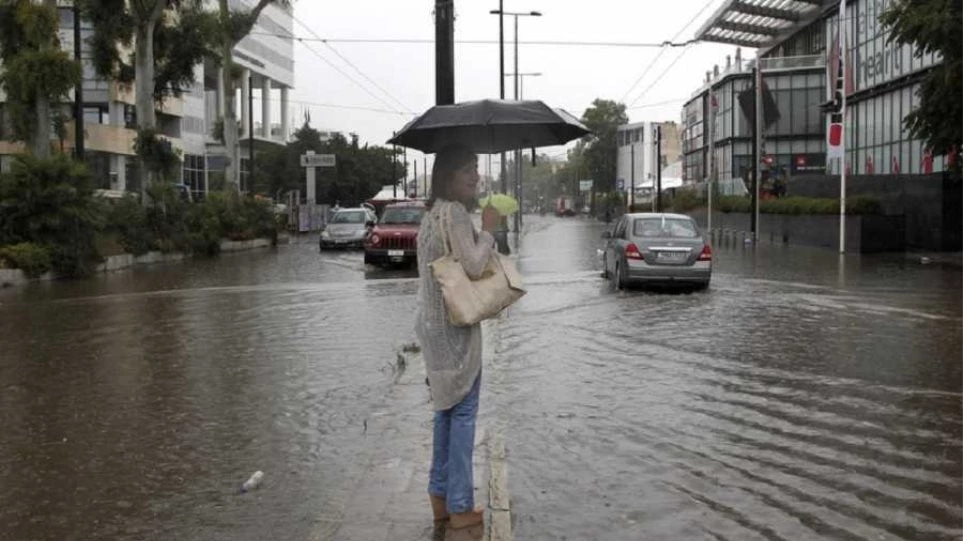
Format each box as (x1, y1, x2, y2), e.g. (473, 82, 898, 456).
(429, 203, 525, 326)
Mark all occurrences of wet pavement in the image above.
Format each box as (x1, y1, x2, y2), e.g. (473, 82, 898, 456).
(0, 215, 960, 540)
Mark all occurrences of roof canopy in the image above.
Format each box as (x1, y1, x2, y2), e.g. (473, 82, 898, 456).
(694, 0, 825, 49)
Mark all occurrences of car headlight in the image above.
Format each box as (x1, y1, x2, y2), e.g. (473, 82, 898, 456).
(321, 230, 330, 239)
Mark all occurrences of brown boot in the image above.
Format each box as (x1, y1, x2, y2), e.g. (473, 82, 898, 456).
(429, 494, 449, 521)
(448, 508, 484, 530)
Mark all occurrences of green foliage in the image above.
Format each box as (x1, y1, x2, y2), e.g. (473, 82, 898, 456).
(253, 121, 399, 205)
(77, 0, 135, 85)
(106, 196, 154, 255)
(0, 155, 105, 277)
(717, 196, 751, 213)
(714, 195, 882, 215)
(880, 0, 962, 164)
(0, 0, 81, 145)
(0, 243, 52, 278)
(79, 0, 215, 100)
(579, 99, 629, 193)
(668, 190, 704, 213)
(134, 128, 182, 180)
(105, 188, 278, 258)
(154, 7, 219, 98)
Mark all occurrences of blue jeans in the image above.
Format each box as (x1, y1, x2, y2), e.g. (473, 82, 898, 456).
(429, 372, 481, 514)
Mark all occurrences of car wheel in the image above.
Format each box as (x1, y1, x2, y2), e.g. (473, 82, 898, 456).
(615, 262, 628, 290)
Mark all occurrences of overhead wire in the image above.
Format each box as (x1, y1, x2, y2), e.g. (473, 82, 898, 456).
(618, 0, 721, 104)
(288, 17, 417, 114)
(628, 46, 696, 108)
(248, 94, 412, 116)
(265, 21, 410, 116)
(250, 32, 689, 48)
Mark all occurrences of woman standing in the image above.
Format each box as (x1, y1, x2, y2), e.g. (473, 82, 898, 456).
(415, 144, 494, 530)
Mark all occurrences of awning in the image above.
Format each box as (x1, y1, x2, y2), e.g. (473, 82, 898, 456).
(694, 0, 824, 49)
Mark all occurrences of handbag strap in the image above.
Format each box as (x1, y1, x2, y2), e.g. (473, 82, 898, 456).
(435, 202, 455, 258)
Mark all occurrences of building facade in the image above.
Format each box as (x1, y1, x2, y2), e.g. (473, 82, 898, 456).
(0, 1, 294, 200)
(681, 48, 827, 194)
(616, 121, 681, 198)
(691, 0, 952, 185)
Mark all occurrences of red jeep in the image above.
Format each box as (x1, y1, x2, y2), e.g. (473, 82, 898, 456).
(364, 200, 426, 267)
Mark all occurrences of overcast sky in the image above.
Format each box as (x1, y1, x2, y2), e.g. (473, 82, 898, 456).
(288, 0, 743, 173)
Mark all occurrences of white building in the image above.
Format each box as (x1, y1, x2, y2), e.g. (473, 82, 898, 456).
(616, 121, 681, 201)
(0, 1, 295, 200)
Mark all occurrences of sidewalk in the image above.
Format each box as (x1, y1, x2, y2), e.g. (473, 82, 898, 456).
(315, 336, 510, 541)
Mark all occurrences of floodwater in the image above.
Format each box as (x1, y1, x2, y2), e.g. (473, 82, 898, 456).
(0, 215, 960, 540)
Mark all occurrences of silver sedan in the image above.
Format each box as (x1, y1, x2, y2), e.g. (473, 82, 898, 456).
(601, 213, 711, 290)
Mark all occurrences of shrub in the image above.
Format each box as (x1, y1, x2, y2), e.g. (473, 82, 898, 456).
(106, 196, 155, 255)
(716, 195, 882, 216)
(717, 195, 751, 213)
(0, 154, 104, 277)
(669, 189, 704, 213)
(0, 243, 52, 278)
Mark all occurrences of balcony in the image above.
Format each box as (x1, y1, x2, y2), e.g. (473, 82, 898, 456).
(110, 82, 184, 117)
(758, 54, 825, 72)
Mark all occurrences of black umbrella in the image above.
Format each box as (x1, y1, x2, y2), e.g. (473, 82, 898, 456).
(387, 99, 591, 154)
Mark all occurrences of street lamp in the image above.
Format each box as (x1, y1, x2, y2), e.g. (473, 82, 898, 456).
(490, 7, 542, 232)
(505, 72, 542, 99)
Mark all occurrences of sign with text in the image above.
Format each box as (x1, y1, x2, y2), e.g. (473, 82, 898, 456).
(301, 153, 336, 168)
(580, 180, 593, 192)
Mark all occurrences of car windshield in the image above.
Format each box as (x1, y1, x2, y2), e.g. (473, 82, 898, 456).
(331, 211, 366, 224)
(633, 217, 699, 239)
(381, 208, 425, 225)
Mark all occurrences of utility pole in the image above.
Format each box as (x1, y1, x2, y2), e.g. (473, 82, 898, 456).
(73, 1, 85, 161)
(707, 88, 715, 233)
(498, 1, 507, 199)
(751, 65, 761, 241)
(630, 144, 635, 212)
(656, 124, 663, 212)
(403, 147, 408, 197)
(414, 159, 418, 198)
(435, 0, 455, 105)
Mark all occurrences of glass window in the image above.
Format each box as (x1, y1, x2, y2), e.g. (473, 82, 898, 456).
(857, 103, 866, 148)
(633, 217, 698, 239)
(873, 97, 888, 145)
(380, 207, 425, 225)
(331, 210, 367, 224)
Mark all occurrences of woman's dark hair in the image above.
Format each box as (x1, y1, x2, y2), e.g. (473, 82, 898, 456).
(427, 143, 477, 209)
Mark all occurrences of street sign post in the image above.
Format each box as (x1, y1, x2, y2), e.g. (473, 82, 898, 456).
(300, 153, 336, 168)
(579, 180, 593, 192)
(301, 151, 337, 232)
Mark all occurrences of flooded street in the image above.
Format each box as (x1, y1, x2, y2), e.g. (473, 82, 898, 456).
(1, 215, 960, 540)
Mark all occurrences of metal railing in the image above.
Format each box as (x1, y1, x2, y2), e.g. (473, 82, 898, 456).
(758, 54, 825, 72)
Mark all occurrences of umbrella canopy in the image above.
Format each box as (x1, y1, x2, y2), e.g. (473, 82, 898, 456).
(387, 99, 591, 154)
(478, 193, 520, 216)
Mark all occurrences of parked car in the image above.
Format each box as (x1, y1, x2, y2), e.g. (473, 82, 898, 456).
(319, 207, 377, 250)
(364, 201, 426, 267)
(601, 213, 711, 290)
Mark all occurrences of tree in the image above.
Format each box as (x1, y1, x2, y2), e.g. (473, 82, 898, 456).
(214, 0, 291, 191)
(579, 99, 628, 200)
(880, 0, 962, 168)
(253, 121, 399, 205)
(0, 0, 81, 158)
(80, 0, 216, 198)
